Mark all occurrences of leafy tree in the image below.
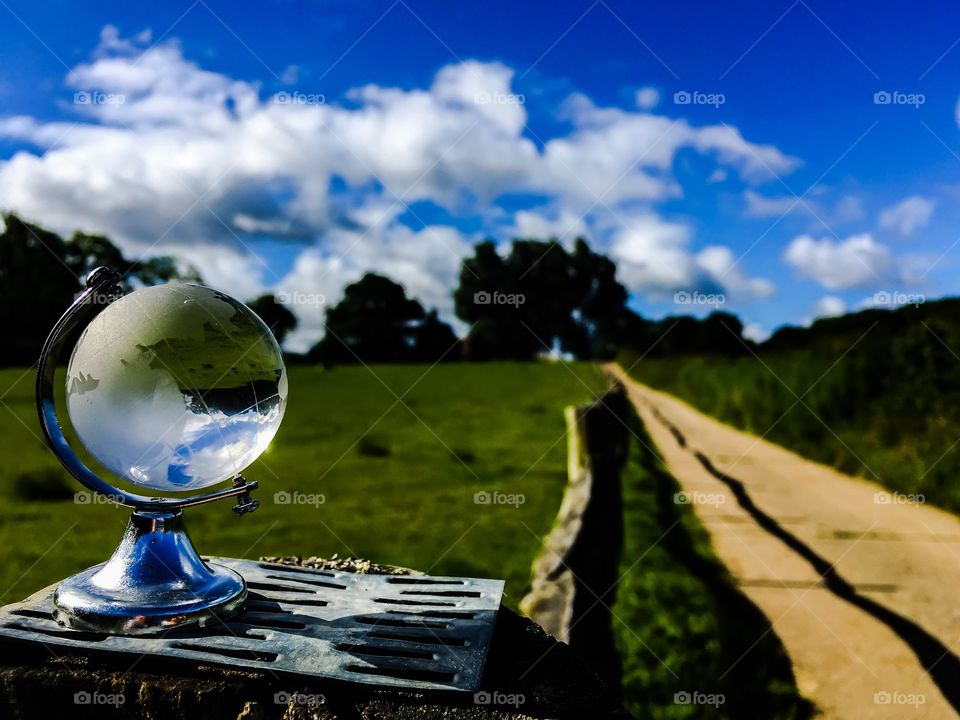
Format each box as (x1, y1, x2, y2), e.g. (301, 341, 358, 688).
(246, 294, 298, 345)
(0, 214, 79, 364)
(127, 256, 202, 286)
(641, 311, 750, 358)
(454, 238, 637, 360)
(310, 273, 460, 364)
(0, 213, 203, 365)
(411, 309, 461, 362)
(620, 311, 753, 359)
(64, 231, 202, 287)
(566, 238, 635, 358)
(64, 232, 126, 278)
(454, 240, 536, 359)
(696, 312, 749, 355)
(453, 236, 758, 361)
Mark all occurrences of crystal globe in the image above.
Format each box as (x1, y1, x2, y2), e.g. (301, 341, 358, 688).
(65, 283, 288, 492)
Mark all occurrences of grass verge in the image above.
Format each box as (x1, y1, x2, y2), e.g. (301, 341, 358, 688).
(612, 406, 813, 719)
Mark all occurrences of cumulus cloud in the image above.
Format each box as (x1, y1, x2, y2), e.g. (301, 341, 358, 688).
(695, 245, 776, 300)
(276, 220, 473, 352)
(706, 168, 727, 184)
(742, 322, 771, 343)
(795, 295, 846, 327)
(878, 195, 935, 237)
(634, 87, 660, 110)
(0, 26, 799, 347)
(809, 295, 845, 321)
(546, 92, 797, 205)
(743, 190, 802, 218)
(783, 233, 894, 290)
(504, 209, 589, 244)
(609, 214, 774, 301)
(608, 213, 695, 293)
(744, 191, 864, 228)
(280, 65, 300, 85)
(834, 195, 864, 222)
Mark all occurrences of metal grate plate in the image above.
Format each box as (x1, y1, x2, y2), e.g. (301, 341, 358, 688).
(0, 558, 504, 692)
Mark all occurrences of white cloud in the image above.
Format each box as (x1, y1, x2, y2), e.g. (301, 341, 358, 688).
(695, 245, 776, 300)
(783, 233, 894, 290)
(795, 294, 847, 329)
(687, 124, 799, 183)
(0, 28, 800, 347)
(833, 195, 864, 222)
(634, 87, 660, 110)
(545, 92, 797, 206)
(742, 322, 771, 343)
(706, 168, 727, 184)
(608, 213, 694, 294)
(504, 209, 588, 243)
(743, 190, 802, 218)
(808, 295, 845, 322)
(744, 191, 864, 227)
(280, 65, 300, 85)
(609, 214, 775, 301)
(276, 221, 473, 353)
(176, 244, 269, 301)
(94, 25, 152, 56)
(878, 195, 935, 237)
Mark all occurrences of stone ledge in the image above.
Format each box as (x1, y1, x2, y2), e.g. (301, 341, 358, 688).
(0, 558, 631, 719)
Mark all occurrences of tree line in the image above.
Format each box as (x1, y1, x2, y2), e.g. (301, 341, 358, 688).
(0, 213, 754, 365)
(312, 237, 753, 363)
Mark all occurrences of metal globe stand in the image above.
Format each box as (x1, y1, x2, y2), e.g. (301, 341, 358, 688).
(36, 268, 261, 634)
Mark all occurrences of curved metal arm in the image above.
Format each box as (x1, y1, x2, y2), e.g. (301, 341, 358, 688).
(35, 267, 258, 512)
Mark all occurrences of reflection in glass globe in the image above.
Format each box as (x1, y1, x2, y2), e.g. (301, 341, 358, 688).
(65, 283, 288, 492)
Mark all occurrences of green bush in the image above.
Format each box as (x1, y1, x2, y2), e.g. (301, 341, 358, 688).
(13, 467, 74, 502)
(356, 435, 391, 458)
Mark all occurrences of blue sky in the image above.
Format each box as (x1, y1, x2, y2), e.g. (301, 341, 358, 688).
(1, 0, 958, 349)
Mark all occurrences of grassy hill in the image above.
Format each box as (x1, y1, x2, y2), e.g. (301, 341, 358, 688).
(620, 298, 960, 512)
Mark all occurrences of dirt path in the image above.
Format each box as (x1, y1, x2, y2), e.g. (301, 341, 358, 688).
(605, 363, 960, 720)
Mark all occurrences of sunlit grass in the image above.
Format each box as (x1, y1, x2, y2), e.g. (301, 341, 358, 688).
(0, 362, 607, 607)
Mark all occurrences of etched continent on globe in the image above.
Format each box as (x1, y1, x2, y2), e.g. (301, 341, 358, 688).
(65, 284, 288, 492)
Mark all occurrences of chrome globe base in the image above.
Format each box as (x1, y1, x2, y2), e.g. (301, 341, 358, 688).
(53, 510, 247, 635)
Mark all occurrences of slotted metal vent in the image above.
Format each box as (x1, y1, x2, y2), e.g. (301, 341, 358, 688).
(0, 558, 504, 692)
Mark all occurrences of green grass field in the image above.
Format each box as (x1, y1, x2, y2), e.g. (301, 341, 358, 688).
(0, 362, 607, 608)
(0, 361, 809, 714)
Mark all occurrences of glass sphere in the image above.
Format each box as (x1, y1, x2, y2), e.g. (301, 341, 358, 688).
(65, 283, 288, 492)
